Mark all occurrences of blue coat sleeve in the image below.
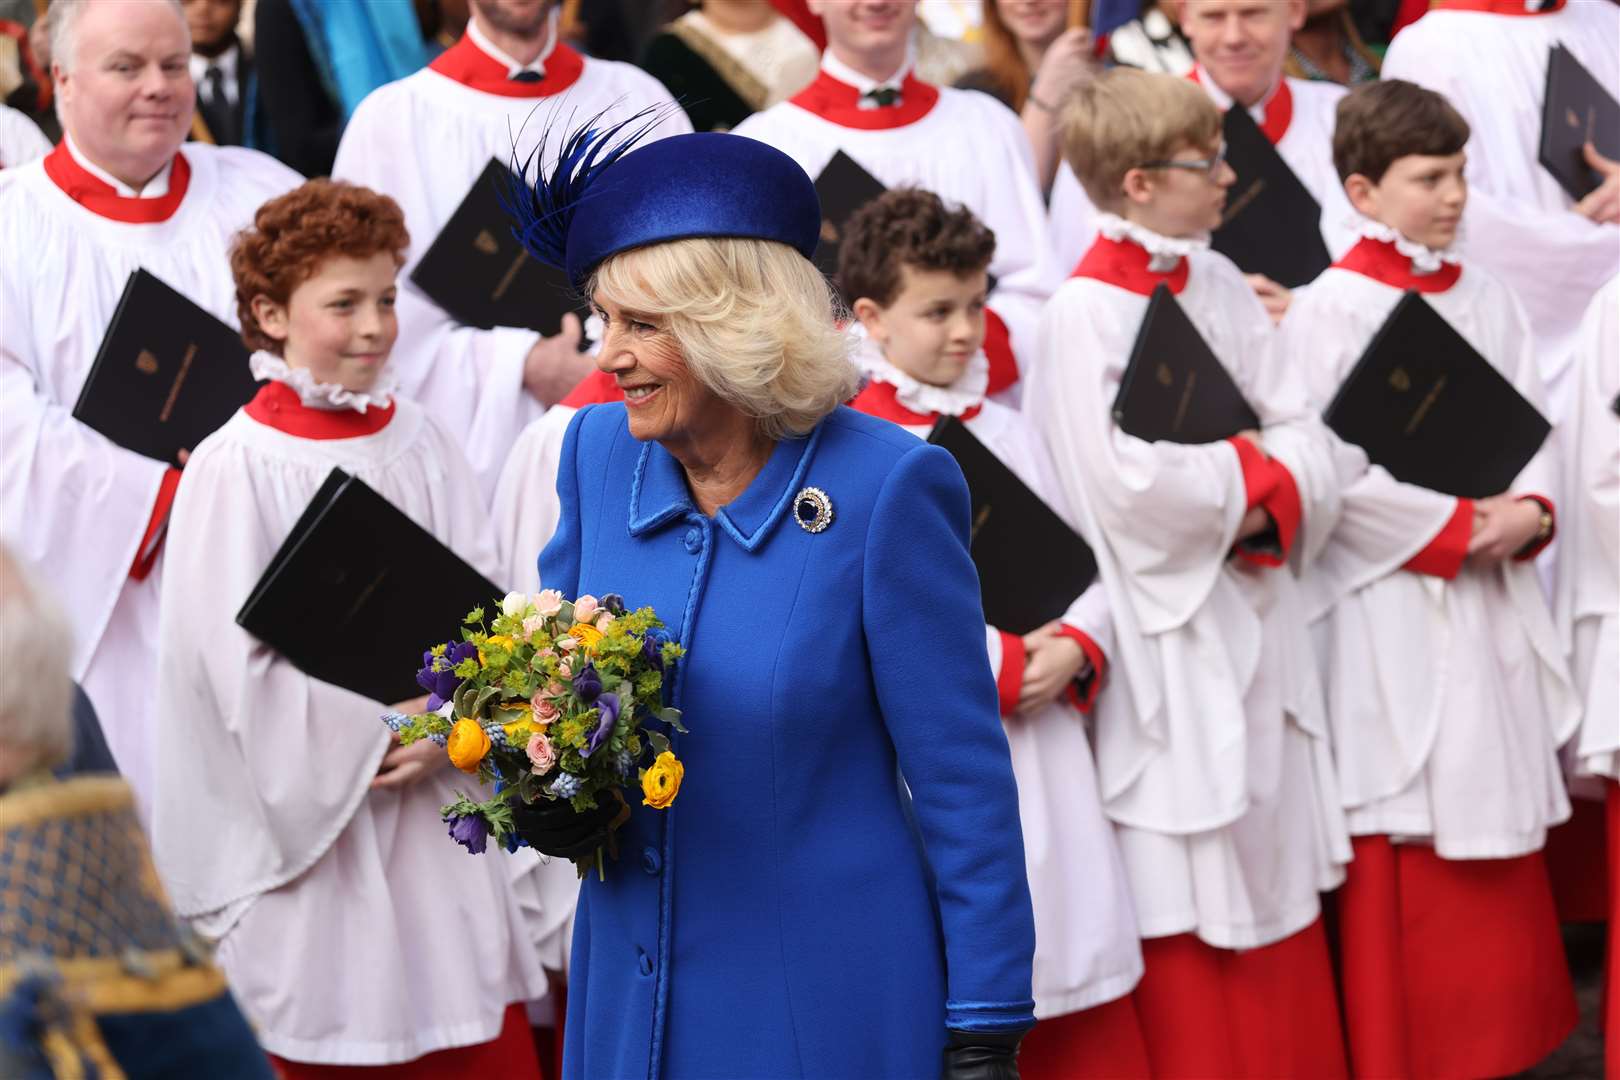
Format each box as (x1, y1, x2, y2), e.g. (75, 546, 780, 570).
(537, 405, 591, 597)
(861, 442, 1037, 1034)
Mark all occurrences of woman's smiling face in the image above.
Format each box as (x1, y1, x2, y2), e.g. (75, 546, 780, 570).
(590, 292, 731, 447)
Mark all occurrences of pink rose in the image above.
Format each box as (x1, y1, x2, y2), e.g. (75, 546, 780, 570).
(526, 732, 557, 773)
(531, 696, 560, 725)
(534, 589, 564, 617)
(520, 614, 545, 641)
(557, 658, 573, 679)
(595, 610, 616, 630)
(572, 595, 599, 622)
(544, 681, 564, 697)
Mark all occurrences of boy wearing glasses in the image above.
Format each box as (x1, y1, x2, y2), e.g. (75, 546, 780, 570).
(1024, 67, 1355, 1080)
(1281, 79, 1578, 1080)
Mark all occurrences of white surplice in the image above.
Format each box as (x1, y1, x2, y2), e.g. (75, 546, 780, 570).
(1557, 276, 1620, 783)
(850, 339, 1144, 1018)
(0, 104, 50, 168)
(1025, 234, 1356, 949)
(0, 143, 299, 813)
(151, 389, 548, 1064)
(331, 34, 689, 498)
(1284, 249, 1580, 857)
(1382, 2, 1620, 403)
(494, 402, 578, 594)
(731, 65, 1059, 389)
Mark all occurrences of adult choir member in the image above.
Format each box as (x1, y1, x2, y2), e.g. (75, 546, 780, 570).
(1027, 69, 1355, 1079)
(1381, 0, 1620, 407)
(0, 0, 299, 816)
(1283, 81, 1578, 1079)
(505, 123, 1037, 1079)
(152, 180, 547, 1077)
(733, 0, 1059, 399)
(332, 0, 689, 494)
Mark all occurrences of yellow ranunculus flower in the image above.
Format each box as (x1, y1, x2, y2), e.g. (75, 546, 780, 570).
(478, 635, 516, 668)
(447, 718, 491, 773)
(641, 751, 684, 809)
(499, 702, 534, 744)
(570, 623, 605, 653)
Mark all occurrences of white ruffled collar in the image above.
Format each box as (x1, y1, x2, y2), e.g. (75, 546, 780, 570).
(1347, 215, 1461, 274)
(851, 325, 988, 417)
(1095, 212, 1209, 272)
(249, 351, 397, 413)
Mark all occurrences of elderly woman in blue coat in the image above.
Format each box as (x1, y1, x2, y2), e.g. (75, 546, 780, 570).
(506, 121, 1037, 1080)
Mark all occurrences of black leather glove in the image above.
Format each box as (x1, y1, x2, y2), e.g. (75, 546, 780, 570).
(507, 789, 625, 860)
(942, 1028, 1023, 1080)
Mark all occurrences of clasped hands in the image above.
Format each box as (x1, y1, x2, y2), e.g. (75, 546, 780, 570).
(1468, 493, 1544, 565)
(372, 692, 444, 790)
(1015, 623, 1092, 714)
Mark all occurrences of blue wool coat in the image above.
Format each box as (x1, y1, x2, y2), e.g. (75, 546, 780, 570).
(542, 404, 1036, 1080)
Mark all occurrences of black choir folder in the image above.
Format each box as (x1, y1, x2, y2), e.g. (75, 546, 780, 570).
(812, 150, 887, 279)
(1540, 45, 1620, 201)
(72, 269, 257, 466)
(410, 157, 586, 337)
(1113, 284, 1259, 445)
(236, 468, 500, 704)
(1212, 105, 1332, 288)
(1324, 291, 1550, 500)
(927, 416, 1098, 636)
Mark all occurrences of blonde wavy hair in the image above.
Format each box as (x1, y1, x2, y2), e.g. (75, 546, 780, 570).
(588, 237, 859, 442)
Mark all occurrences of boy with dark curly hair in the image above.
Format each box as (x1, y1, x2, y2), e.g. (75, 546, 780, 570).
(151, 178, 549, 1078)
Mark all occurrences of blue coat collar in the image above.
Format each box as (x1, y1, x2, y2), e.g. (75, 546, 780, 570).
(627, 422, 825, 552)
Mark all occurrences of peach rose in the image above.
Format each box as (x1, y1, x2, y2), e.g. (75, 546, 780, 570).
(572, 595, 599, 622)
(535, 589, 564, 617)
(526, 732, 557, 773)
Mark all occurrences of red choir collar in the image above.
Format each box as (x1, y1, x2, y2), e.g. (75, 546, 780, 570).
(244, 379, 396, 438)
(1334, 236, 1463, 293)
(1190, 67, 1293, 145)
(849, 377, 980, 426)
(1071, 234, 1190, 295)
(1432, 0, 1566, 14)
(43, 142, 191, 223)
(789, 69, 941, 129)
(428, 32, 586, 98)
(559, 368, 625, 407)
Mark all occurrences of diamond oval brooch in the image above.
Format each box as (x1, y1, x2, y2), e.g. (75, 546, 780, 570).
(793, 487, 833, 533)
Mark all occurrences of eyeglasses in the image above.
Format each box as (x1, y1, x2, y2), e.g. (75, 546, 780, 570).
(1139, 141, 1228, 175)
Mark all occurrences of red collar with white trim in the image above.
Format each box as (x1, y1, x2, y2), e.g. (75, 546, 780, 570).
(42, 142, 191, 223)
(244, 379, 396, 439)
(1071, 234, 1189, 296)
(788, 70, 941, 129)
(1432, 0, 1566, 14)
(1190, 67, 1293, 145)
(849, 378, 980, 426)
(1334, 237, 1463, 294)
(427, 33, 586, 98)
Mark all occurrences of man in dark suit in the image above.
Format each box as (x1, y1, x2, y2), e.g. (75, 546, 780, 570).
(184, 0, 251, 146)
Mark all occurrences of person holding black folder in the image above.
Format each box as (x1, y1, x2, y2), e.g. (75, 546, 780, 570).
(1026, 68, 1358, 1080)
(331, 0, 690, 497)
(842, 188, 1149, 1080)
(0, 0, 299, 819)
(150, 180, 548, 1077)
(731, 0, 1059, 402)
(1382, 0, 1619, 411)
(1280, 79, 1580, 1080)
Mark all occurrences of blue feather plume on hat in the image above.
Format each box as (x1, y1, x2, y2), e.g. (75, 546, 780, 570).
(500, 103, 671, 271)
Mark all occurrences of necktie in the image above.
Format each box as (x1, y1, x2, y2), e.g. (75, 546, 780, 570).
(202, 66, 237, 144)
(860, 87, 901, 109)
(510, 70, 544, 83)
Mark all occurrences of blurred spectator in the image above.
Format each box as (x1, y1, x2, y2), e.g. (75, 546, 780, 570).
(253, 0, 428, 177)
(1283, 0, 1378, 85)
(1, 0, 56, 140)
(641, 0, 819, 131)
(185, 0, 269, 147)
(1103, 0, 1192, 74)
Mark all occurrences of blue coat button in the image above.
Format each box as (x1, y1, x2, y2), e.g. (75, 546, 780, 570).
(637, 948, 654, 977)
(642, 847, 662, 875)
(682, 527, 702, 554)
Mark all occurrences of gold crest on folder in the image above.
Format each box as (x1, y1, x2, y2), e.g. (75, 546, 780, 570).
(1156, 362, 1174, 387)
(474, 229, 499, 255)
(135, 349, 160, 375)
(1388, 368, 1411, 392)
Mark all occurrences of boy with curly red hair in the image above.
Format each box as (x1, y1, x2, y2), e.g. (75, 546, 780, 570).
(151, 179, 549, 1078)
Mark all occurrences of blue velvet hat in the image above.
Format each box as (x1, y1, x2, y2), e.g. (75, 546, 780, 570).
(506, 111, 821, 288)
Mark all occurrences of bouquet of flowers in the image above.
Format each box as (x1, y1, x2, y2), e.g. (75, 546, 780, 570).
(382, 589, 686, 878)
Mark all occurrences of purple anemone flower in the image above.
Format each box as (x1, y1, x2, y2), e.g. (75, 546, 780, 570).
(417, 641, 478, 710)
(583, 692, 620, 758)
(446, 812, 488, 854)
(572, 662, 603, 705)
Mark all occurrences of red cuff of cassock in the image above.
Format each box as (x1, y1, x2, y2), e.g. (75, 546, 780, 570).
(130, 467, 182, 581)
(1513, 494, 1556, 561)
(982, 307, 1019, 396)
(1228, 438, 1300, 567)
(996, 629, 1027, 718)
(1404, 498, 1474, 579)
(1055, 624, 1107, 714)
